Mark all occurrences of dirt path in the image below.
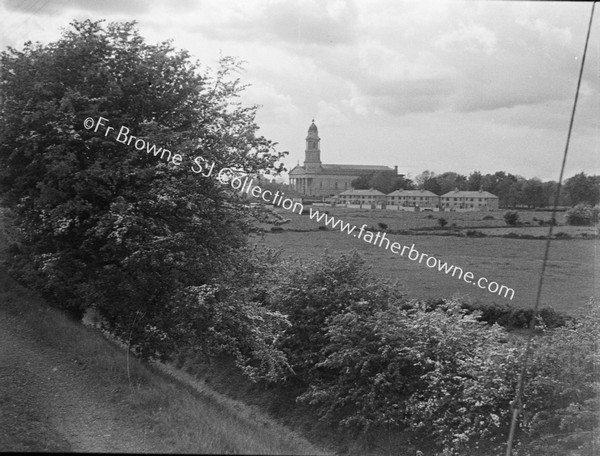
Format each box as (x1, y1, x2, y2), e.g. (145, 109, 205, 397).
(0, 272, 171, 453)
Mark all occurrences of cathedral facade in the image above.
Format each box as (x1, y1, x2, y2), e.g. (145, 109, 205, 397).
(288, 121, 395, 198)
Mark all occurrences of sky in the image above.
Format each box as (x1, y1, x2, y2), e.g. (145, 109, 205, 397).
(1, 0, 598, 182)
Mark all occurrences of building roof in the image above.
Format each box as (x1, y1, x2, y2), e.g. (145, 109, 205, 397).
(288, 165, 305, 175)
(440, 189, 498, 198)
(337, 188, 386, 196)
(289, 164, 393, 176)
(322, 164, 392, 172)
(387, 189, 438, 197)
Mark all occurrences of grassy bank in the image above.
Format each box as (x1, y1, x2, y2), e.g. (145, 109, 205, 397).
(0, 206, 325, 454)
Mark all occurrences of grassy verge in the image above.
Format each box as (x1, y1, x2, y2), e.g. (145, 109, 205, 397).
(0, 208, 326, 456)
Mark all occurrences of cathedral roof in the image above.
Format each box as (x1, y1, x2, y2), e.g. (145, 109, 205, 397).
(321, 164, 392, 175)
(289, 164, 393, 176)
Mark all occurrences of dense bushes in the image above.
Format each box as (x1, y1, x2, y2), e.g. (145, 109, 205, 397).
(267, 252, 403, 381)
(424, 298, 571, 330)
(566, 204, 599, 226)
(261, 254, 597, 455)
(504, 211, 520, 225)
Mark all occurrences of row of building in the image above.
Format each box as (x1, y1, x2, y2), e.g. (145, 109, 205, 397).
(334, 188, 499, 211)
(288, 121, 499, 211)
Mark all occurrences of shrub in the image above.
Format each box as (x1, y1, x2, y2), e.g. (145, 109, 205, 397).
(268, 252, 403, 381)
(566, 204, 599, 226)
(554, 232, 571, 239)
(521, 299, 600, 455)
(270, 226, 284, 232)
(424, 299, 569, 330)
(267, 252, 595, 456)
(504, 211, 519, 226)
(465, 229, 486, 237)
(378, 222, 388, 230)
(300, 298, 520, 452)
(438, 217, 448, 228)
(482, 215, 495, 220)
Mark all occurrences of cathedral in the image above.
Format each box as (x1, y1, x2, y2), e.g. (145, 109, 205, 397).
(288, 120, 395, 197)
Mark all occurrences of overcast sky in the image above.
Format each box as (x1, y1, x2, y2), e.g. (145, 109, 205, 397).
(1, 0, 598, 182)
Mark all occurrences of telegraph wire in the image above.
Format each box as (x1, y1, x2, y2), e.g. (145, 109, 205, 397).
(505, 2, 597, 455)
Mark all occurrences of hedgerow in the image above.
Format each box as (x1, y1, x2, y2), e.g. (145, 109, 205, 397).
(264, 253, 598, 455)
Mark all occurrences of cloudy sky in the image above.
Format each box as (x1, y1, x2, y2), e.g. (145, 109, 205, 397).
(1, 0, 598, 182)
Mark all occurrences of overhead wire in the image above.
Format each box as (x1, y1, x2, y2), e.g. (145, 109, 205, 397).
(505, 2, 597, 455)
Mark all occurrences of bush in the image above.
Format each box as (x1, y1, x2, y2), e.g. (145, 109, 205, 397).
(566, 204, 599, 226)
(297, 290, 597, 455)
(465, 229, 486, 237)
(268, 252, 404, 381)
(504, 211, 519, 226)
(554, 232, 571, 239)
(438, 218, 447, 227)
(264, 253, 595, 455)
(482, 215, 495, 220)
(270, 226, 284, 232)
(378, 222, 388, 230)
(299, 298, 520, 452)
(522, 300, 600, 455)
(424, 299, 570, 330)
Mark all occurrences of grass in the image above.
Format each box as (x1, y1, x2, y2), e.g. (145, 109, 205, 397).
(0, 208, 326, 455)
(0, 279, 326, 454)
(253, 230, 597, 317)
(259, 206, 596, 238)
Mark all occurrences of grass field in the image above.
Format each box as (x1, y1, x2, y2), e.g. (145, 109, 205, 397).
(254, 208, 598, 316)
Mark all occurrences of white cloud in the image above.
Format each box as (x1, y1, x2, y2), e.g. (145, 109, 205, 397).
(1, 0, 597, 179)
(435, 23, 497, 54)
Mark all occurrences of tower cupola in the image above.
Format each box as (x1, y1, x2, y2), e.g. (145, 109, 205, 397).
(304, 119, 322, 171)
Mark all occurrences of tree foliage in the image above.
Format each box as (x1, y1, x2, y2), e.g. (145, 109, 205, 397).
(0, 20, 286, 374)
(504, 210, 519, 226)
(263, 253, 598, 455)
(566, 204, 599, 226)
(351, 170, 414, 193)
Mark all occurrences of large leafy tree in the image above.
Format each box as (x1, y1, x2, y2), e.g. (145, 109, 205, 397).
(0, 20, 287, 366)
(564, 172, 600, 206)
(351, 170, 414, 193)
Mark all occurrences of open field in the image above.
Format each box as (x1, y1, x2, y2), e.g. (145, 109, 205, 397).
(254, 221, 597, 317)
(260, 206, 596, 238)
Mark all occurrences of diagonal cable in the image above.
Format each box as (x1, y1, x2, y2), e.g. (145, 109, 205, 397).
(505, 2, 597, 455)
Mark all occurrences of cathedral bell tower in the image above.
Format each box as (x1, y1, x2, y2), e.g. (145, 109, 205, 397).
(304, 119, 322, 172)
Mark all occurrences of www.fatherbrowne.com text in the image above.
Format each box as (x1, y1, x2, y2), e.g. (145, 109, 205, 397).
(84, 115, 515, 301)
(308, 208, 515, 300)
